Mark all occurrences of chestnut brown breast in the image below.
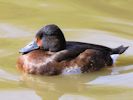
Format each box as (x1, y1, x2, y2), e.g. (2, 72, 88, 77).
(16, 49, 111, 75)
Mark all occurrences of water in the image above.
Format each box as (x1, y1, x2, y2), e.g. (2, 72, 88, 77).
(0, 0, 133, 100)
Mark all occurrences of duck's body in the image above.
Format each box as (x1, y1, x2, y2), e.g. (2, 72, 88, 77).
(17, 41, 128, 75)
(17, 24, 128, 75)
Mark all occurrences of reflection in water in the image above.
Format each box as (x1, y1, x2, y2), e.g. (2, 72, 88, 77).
(19, 70, 133, 100)
(19, 74, 101, 100)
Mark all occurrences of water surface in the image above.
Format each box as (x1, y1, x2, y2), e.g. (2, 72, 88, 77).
(0, 0, 133, 100)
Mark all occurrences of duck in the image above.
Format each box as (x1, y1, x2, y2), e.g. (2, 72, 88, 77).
(17, 24, 129, 75)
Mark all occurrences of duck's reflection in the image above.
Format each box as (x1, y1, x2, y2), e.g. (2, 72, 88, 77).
(19, 64, 133, 100)
(19, 70, 110, 100)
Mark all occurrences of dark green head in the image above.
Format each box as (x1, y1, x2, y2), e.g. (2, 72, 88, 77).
(36, 24, 66, 52)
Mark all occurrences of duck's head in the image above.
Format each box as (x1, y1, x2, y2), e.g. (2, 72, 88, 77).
(20, 24, 66, 54)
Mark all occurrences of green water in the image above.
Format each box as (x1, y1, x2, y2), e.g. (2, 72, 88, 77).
(0, 0, 133, 100)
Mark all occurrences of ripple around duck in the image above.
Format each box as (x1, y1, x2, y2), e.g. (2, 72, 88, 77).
(86, 71, 133, 88)
(0, 90, 41, 100)
(0, 23, 31, 38)
(59, 94, 95, 100)
(0, 49, 14, 57)
(0, 69, 19, 81)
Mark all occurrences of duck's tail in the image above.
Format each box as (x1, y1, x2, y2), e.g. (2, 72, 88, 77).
(110, 45, 129, 64)
(112, 45, 129, 54)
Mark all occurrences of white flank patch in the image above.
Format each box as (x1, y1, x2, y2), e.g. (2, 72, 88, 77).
(62, 66, 81, 75)
(110, 54, 120, 64)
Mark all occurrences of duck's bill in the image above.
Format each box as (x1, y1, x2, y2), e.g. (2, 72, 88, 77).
(19, 41, 39, 54)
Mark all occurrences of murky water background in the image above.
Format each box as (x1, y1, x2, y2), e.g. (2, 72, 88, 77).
(0, 0, 133, 100)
